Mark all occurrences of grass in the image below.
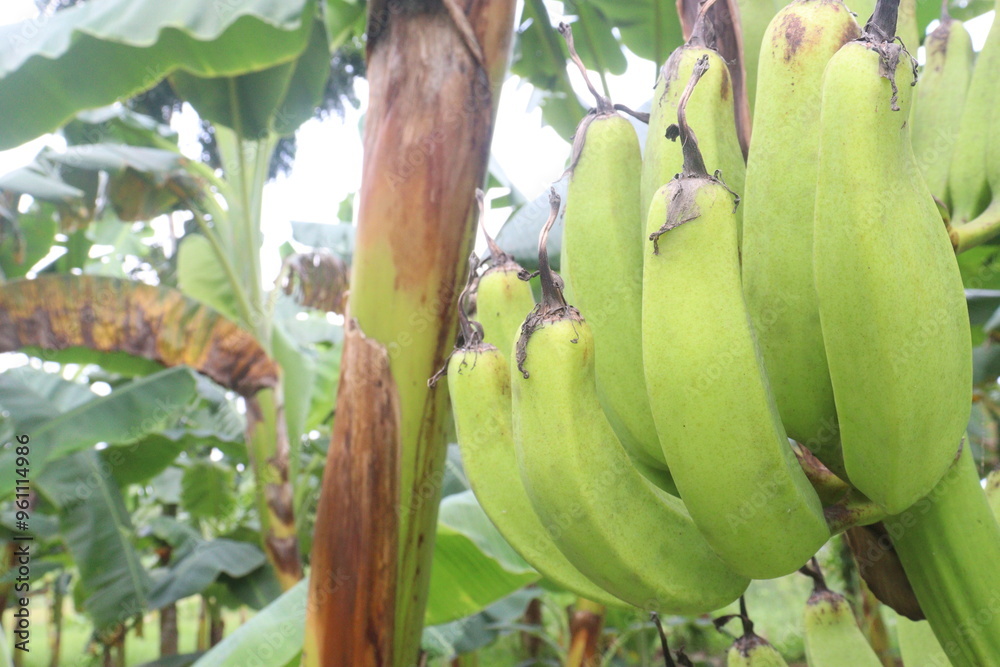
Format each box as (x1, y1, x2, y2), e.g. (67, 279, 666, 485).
(3, 596, 245, 667)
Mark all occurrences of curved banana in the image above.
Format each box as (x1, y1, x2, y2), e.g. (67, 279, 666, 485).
(803, 575, 882, 667)
(641, 12, 745, 239)
(887, 443, 1000, 666)
(741, 0, 859, 474)
(728, 634, 789, 667)
(909, 2, 973, 203)
(896, 616, 951, 667)
(643, 60, 828, 580)
(558, 23, 666, 473)
(448, 339, 624, 607)
(813, 11, 971, 513)
(512, 190, 749, 614)
(947, 0, 1000, 226)
(476, 193, 536, 361)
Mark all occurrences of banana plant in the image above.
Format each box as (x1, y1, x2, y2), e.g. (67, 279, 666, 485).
(0, 0, 363, 595)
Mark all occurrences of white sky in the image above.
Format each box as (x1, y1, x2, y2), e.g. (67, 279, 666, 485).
(0, 1, 995, 286)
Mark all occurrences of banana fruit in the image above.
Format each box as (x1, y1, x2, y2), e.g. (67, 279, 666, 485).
(558, 24, 666, 473)
(887, 443, 1000, 666)
(475, 192, 536, 361)
(896, 616, 952, 667)
(447, 332, 623, 607)
(728, 634, 789, 667)
(512, 190, 748, 613)
(641, 14, 745, 238)
(986, 467, 1000, 518)
(909, 3, 973, 203)
(803, 574, 882, 667)
(812, 11, 971, 513)
(643, 59, 828, 580)
(947, 0, 1000, 226)
(741, 0, 859, 473)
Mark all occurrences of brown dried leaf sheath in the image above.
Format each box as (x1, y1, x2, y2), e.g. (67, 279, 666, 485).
(304, 319, 400, 666)
(0, 275, 277, 396)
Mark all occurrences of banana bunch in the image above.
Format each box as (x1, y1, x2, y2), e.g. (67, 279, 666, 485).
(441, 0, 1000, 660)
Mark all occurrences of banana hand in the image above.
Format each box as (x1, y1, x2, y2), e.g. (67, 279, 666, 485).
(448, 342, 625, 608)
(513, 190, 748, 614)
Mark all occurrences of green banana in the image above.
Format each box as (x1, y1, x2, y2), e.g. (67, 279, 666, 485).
(803, 576, 882, 667)
(447, 336, 623, 607)
(512, 190, 749, 614)
(813, 8, 971, 514)
(642, 59, 828, 580)
(476, 193, 536, 361)
(558, 23, 666, 473)
(887, 443, 1000, 666)
(741, 0, 859, 473)
(641, 15, 745, 240)
(896, 616, 952, 667)
(728, 633, 789, 667)
(947, 0, 1000, 226)
(896, 0, 919, 53)
(909, 2, 974, 203)
(986, 467, 1000, 518)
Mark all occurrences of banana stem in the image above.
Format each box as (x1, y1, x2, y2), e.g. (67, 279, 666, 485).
(825, 489, 888, 535)
(675, 56, 710, 179)
(795, 444, 852, 505)
(536, 188, 564, 312)
(558, 23, 613, 113)
(951, 200, 1000, 253)
(650, 613, 677, 667)
(865, 0, 900, 42)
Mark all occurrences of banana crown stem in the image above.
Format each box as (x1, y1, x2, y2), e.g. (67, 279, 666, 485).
(648, 56, 739, 254)
(860, 0, 918, 111)
(515, 188, 580, 379)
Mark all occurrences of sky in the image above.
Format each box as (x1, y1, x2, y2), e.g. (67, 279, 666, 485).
(0, 0, 995, 285)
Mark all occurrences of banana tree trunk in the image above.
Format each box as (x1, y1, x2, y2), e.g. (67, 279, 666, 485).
(304, 1, 516, 664)
(246, 387, 302, 589)
(565, 599, 605, 667)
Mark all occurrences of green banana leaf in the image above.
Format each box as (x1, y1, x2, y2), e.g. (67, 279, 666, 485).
(511, 0, 586, 139)
(0, 0, 317, 149)
(425, 490, 538, 626)
(147, 539, 267, 610)
(0, 366, 198, 499)
(192, 577, 308, 667)
(180, 461, 238, 522)
(39, 450, 152, 632)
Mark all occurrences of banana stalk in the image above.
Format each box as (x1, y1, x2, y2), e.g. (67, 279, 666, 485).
(304, 1, 516, 664)
(887, 444, 1000, 666)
